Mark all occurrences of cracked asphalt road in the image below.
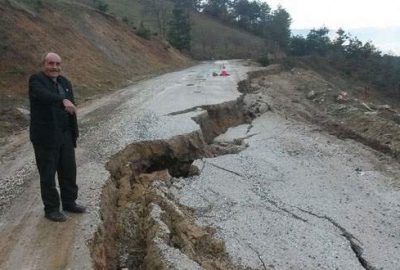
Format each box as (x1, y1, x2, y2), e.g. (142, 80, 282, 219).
(175, 112, 400, 269)
(0, 60, 399, 269)
(0, 60, 255, 269)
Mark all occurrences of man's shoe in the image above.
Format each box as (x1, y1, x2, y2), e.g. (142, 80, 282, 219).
(45, 211, 67, 222)
(63, 203, 87, 213)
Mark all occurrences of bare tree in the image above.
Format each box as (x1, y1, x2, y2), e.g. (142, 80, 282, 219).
(141, 0, 170, 38)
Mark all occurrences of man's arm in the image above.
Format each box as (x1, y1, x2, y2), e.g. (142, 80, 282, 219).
(29, 74, 64, 104)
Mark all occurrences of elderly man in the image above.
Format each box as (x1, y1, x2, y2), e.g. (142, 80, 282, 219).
(29, 52, 86, 222)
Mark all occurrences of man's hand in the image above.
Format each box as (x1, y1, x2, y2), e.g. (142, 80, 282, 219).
(63, 99, 77, 115)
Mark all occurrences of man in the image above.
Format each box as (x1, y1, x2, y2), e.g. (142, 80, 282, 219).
(29, 52, 86, 222)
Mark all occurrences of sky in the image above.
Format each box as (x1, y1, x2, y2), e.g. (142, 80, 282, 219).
(266, 0, 400, 30)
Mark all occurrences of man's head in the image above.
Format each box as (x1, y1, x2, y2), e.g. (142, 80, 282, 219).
(41, 52, 62, 78)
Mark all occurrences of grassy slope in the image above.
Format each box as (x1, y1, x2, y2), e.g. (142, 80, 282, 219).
(80, 0, 266, 60)
(190, 13, 266, 60)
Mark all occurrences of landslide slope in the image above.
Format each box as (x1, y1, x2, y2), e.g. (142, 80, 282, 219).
(0, 0, 190, 139)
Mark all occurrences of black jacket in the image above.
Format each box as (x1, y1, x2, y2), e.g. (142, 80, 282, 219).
(29, 72, 79, 147)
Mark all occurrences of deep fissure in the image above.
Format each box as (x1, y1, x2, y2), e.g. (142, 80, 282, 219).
(89, 67, 379, 270)
(89, 74, 268, 269)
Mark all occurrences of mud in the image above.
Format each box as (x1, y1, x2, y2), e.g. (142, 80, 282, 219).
(90, 77, 268, 269)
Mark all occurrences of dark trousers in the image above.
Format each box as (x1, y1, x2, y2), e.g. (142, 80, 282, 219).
(33, 131, 78, 214)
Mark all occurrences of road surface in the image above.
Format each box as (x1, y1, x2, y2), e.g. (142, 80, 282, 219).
(0, 60, 399, 269)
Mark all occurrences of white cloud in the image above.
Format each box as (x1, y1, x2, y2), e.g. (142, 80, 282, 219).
(266, 0, 400, 29)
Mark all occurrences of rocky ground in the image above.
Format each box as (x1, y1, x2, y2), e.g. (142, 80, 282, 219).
(0, 60, 399, 269)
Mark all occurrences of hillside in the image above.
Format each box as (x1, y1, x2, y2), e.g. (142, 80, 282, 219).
(0, 0, 191, 140)
(190, 12, 266, 60)
(75, 0, 267, 60)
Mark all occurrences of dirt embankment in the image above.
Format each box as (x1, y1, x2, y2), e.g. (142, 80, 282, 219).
(90, 78, 270, 269)
(0, 0, 191, 141)
(245, 65, 400, 160)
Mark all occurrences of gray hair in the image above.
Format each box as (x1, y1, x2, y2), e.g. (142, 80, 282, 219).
(40, 52, 61, 65)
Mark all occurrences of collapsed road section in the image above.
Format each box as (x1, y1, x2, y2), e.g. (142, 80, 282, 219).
(90, 63, 400, 270)
(90, 78, 270, 269)
(0, 61, 264, 270)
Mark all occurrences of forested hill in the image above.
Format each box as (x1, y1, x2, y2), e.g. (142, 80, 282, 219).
(76, 0, 288, 60)
(287, 27, 400, 100)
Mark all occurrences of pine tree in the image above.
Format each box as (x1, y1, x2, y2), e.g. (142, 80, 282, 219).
(267, 6, 291, 52)
(167, 3, 191, 51)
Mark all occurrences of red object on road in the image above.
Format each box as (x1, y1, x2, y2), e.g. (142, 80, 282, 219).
(220, 69, 230, 76)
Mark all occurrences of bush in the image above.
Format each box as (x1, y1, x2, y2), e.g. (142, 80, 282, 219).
(282, 57, 296, 70)
(95, 1, 109, 13)
(136, 22, 151, 40)
(257, 55, 270, 67)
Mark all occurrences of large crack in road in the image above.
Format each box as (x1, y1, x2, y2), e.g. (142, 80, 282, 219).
(0, 61, 399, 269)
(0, 61, 259, 269)
(90, 64, 400, 270)
(91, 82, 269, 269)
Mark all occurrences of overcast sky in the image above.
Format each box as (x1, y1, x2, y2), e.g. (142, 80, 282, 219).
(266, 0, 400, 29)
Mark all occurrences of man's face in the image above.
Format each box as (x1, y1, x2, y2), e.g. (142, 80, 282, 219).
(43, 53, 62, 78)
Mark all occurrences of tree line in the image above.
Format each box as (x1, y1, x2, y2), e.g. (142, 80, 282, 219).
(139, 0, 291, 54)
(196, 0, 291, 51)
(289, 27, 400, 98)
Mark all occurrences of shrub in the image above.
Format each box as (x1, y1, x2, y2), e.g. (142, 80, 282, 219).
(257, 55, 270, 67)
(95, 1, 109, 13)
(136, 22, 151, 40)
(282, 57, 296, 70)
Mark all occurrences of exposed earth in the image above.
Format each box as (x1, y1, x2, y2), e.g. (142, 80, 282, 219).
(0, 60, 399, 269)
